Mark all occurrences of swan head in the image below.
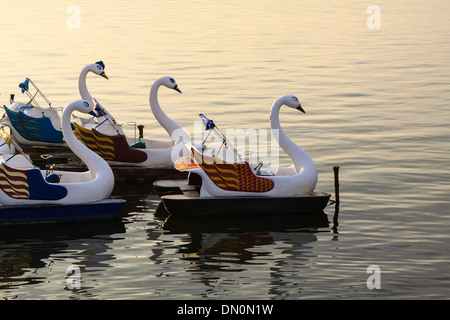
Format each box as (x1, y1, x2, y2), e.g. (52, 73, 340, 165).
(283, 95, 305, 113)
(88, 61, 109, 79)
(68, 99, 94, 115)
(160, 76, 182, 93)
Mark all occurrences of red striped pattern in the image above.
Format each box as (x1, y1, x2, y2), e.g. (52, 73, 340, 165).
(0, 163, 30, 199)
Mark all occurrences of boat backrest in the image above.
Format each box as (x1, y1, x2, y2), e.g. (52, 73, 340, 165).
(74, 123, 148, 163)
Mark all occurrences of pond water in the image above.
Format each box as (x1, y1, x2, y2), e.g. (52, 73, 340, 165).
(0, 0, 449, 300)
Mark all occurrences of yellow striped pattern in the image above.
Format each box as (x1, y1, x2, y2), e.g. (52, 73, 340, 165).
(74, 123, 116, 160)
(191, 148, 274, 192)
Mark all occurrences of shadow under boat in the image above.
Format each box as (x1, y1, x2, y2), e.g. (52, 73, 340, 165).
(0, 218, 126, 283)
(0, 217, 126, 241)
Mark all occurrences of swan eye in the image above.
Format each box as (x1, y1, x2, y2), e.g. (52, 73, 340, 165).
(293, 96, 299, 102)
(83, 101, 90, 108)
(170, 78, 175, 83)
(95, 61, 105, 70)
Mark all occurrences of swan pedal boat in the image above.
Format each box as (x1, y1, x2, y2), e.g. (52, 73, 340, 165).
(160, 94, 331, 216)
(160, 157, 330, 216)
(72, 67, 177, 161)
(1, 62, 110, 147)
(0, 99, 126, 224)
(73, 76, 195, 169)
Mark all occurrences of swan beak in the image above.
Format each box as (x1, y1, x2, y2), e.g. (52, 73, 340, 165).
(100, 72, 109, 79)
(173, 85, 182, 93)
(296, 104, 305, 113)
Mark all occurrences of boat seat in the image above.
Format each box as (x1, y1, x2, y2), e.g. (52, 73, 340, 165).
(46, 173, 61, 183)
(3, 105, 64, 143)
(0, 162, 67, 200)
(191, 148, 274, 192)
(74, 123, 148, 163)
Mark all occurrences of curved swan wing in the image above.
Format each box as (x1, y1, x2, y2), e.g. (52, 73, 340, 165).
(0, 162, 67, 200)
(188, 147, 274, 193)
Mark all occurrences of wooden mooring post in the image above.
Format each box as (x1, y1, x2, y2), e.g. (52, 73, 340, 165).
(333, 166, 340, 206)
(332, 166, 340, 234)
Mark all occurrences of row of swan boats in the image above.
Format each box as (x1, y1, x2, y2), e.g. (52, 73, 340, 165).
(0, 61, 331, 224)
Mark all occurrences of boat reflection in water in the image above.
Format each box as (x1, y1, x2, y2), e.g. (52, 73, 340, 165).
(156, 202, 332, 274)
(0, 220, 126, 289)
(158, 202, 330, 234)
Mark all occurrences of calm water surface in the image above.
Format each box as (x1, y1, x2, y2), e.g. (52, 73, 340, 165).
(0, 1, 449, 300)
